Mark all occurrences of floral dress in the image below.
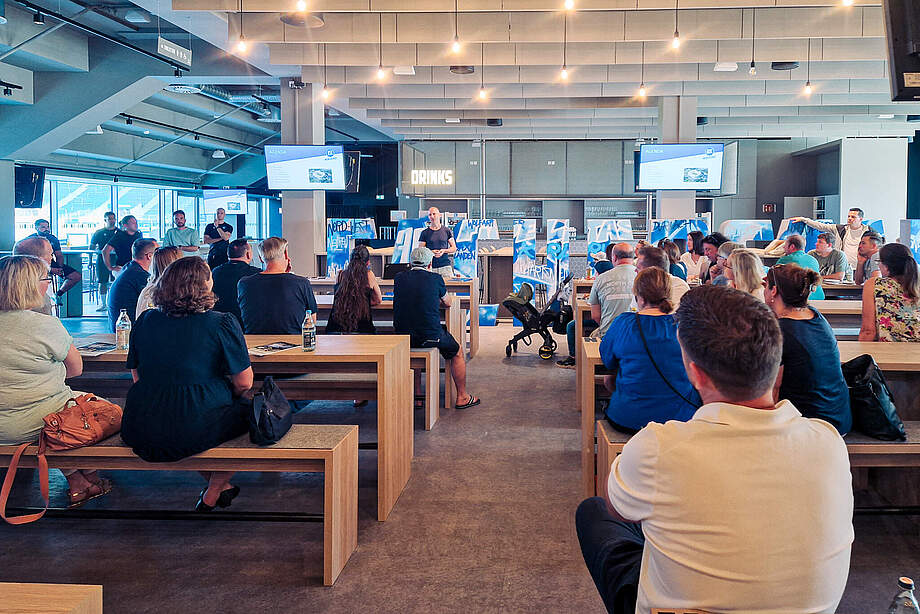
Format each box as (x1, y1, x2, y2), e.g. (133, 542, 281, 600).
(874, 277, 920, 342)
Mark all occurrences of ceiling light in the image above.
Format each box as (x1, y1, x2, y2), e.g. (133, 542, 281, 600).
(672, 31, 680, 49)
(0, 0, 6, 25)
(803, 80, 813, 96)
(714, 62, 738, 72)
(878, 114, 895, 119)
(85, 125, 103, 135)
(749, 61, 757, 76)
(445, 118, 461, 123)
(564, 0, 574, 9)
(164, 84, 202, 94)
(143, 129, 150, 134)
(321, 85, 330, 99)
(479, 87, 487, 100)
(212, 149, 227, 159)
(296, 0, 306, 10)
(33, 11, 44, 24)
(560, 66, 568, 80)
(393, 65, 416, 76)
(124, 9, 151, 23)
(638, 83, 647, 97)
(451, 37, 461, 53)
(450, 65, 474, 74)
(377, 66, 386, 80)
(235, 39, 247, 53)
(280, 12, 324, 26)
(842, 0, 853, 5)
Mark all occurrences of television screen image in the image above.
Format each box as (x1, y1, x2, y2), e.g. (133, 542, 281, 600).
(638, 143, 725, 191)
(203, 189, 248, 215)
(264, 145, 347, 190)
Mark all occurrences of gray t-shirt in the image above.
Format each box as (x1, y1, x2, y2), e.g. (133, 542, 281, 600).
(589, 263, 637, 336)
(808, 249, 850, 278)
(862, 251, 880, 280)
(0, 310, 75, 444)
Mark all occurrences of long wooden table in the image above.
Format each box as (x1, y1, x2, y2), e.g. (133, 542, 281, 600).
(70, 334, 412, 522)
(812, 299, 862, 329)
(821, 282, 862, 299)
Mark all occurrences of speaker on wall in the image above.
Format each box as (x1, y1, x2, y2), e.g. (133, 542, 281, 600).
(883, 0, 920, 101)
(14, 165, 45, 208)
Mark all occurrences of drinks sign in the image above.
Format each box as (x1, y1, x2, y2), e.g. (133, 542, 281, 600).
(411, 169, 453, 185)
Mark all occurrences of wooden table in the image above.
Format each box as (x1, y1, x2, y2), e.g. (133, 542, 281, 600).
(578, 337, 604, 497)
(574, 278, 593, 296)
(0, 583, 102, 614)
(812, 299, 862, 329)
(821, 282, 862, 299)
(70, 334, 412, 522)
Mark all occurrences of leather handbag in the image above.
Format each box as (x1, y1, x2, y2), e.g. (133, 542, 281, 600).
(841, 354, 907, 441)
(0, 394, 123, 525)
(248, 376, 293, 446)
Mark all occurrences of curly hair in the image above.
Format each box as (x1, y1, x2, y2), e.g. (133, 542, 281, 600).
(151, 257, 217, 317)
(331, 245, 372, 332)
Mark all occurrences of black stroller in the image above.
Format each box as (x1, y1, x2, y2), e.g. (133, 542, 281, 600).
(502, 274, 574, 360)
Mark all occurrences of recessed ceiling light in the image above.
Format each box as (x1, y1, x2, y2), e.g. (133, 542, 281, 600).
(445, 118, 461, 123)
(878, 114, 895, 119)
(212, 149, 227, 159)
(143, 129, 150, 134)
(450, 66, 474, 75)
(714, 62, 738, 72)
(393, 66, 416, 76)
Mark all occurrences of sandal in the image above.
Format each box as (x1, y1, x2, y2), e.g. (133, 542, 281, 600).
(455, 395, 481, 410)
(68, 478, 113, 509)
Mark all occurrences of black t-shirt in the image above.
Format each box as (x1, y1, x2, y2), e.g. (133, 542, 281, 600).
(778, 308, 853, 435)
(107, 261, 149, 331)
(28, 232, 61, 253)
(237, 273, 318, 334)
(419, 226, 454, 268)
(205, 222, 233, 264)
(211, 260, 262, 323)
(91, 227, 117, 267)
(393, 268, 446, 340)
(106, 230, 143, 267)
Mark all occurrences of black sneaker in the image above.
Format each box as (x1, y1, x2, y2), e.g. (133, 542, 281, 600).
(556, 356, 576, 369)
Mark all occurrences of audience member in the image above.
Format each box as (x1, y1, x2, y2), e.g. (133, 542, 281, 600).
(635, 246, 689, 307)
(135, 246, 181, 319)
(121, 257, 253, 511)
(699, 232, 728, 284)
(855, 231, 883, 285)
(418, 207, 457, 278)
(678, 230, 708, 281)
(327, 244, 383, 334)
(238, 237, 317, 335)
(808, 232, 850, 282)
(859, 242, 920, 342)
(600, 267, 700, 434)
(766, 264, 851, 434)
(203, 208, 233, 269)
(107, 238, 157, 331)
(211, 239, 261, 324)
(394, 247, 479, 409)
(776, 235, 825, 299)
(27, 219, 63, 266)
(710, 241, 742, 286)
(725, 248, 766, 301)
(657, 239, 686, 280)
(13, 236, 81, 314)
(90, 211, 118, 312)
(0, 255, 112, 507)
(162, 210, 200, 254)
(102, 215, 143, 273)
(793, 207, 870, 269)
(576, 285, 853, 614)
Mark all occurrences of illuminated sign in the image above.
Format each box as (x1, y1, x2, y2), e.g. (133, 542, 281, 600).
(411, 169, 453, 185)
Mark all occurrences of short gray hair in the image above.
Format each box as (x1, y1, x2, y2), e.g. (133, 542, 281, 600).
(259, 237, 288, 262)
(717, 241, 742, 259)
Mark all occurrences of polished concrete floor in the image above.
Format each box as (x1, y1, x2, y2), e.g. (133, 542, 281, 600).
(0, 323, 915, 612)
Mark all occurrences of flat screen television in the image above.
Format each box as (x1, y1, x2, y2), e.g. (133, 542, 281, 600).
(638, 143, 725, 191)
(264, 145, 347, 190)
(202, 189, 248, 214)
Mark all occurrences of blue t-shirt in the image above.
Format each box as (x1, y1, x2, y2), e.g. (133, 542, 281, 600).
(237, 273, 317, 335)
(776, 251, 825, 300)
(419, 226, 453, 268)
(393, 268, 446, 341)
(107, 261, 149, 331)
(778, 309, 852, 435)
(599, 312, 701, 431)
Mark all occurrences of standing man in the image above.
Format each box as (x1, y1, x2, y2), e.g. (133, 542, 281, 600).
(162, 210, 200, 255)
(90, 211, 118, 312)
(203, 208, 233, 269)
(212, 239, 261, 324)
(29, 219, 64, 267)
(238, 237, 317, 334)
(808, 232, 851, 282)
(776, 235, 825, 299)
(792, 208, 870, 271)
(855, 231, 883, 285)
(107, 238, 157, 331)
(418, 207, 457, 278)
(102, 215, 143, 274)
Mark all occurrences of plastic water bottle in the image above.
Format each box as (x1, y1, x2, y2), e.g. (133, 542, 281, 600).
(302, 310, 316, 352)
(889, 577, 920, 614)
(115, 309, 131, 351)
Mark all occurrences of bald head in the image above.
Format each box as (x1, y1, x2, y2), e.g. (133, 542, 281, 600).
(427, 207, 442, 228)
(611, 242, 635, 264)
(13, 236, 53, 265)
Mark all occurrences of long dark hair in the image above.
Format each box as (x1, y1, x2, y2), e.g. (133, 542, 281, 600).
(331, 245, 372, 332)
(880, 243, 920, 302)
(687, 231, 705, 256)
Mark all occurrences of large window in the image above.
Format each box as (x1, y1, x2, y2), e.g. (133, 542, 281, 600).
(56, 181, 114, 247)
(117, 186, 160, 239)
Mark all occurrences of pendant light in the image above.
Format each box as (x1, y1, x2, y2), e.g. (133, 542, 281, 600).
(564, 0, 574, 9)
(479, 43, 487, 99)
(296, 0, 306, 11)
(671, 0, 680, 49)
(638, 41, 647, 97)
(748, 9, 757, 76)
(235, 0, 247, 53)
(321, 43, 330, 99)
(376, 13, 386, 80)
(451, 0, 461, 53)
(803, 38, 813, 96)
(560, 12, 568, 79)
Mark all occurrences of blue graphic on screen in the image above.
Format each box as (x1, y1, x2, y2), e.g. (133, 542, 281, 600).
(466, 219, 500, 240)
(638, 143, 725, 191)
(478, 304, 499, 327)
(265, 145, 346, 190)
(648, 219, 711, 245)
(907, 220, 920, 265)
(779, 220, 829, 252)
(203, 189, 247, 214)
(393, 217, 428, 264)
(451, 220, 480, 279)
(868, 219, 885, 237)
(545, 219, 570, 296)
(719, 219, 775, 244)
(513, 219, 541, 293)
(325, 218, 378, 278)
(586, 220, 633, 276)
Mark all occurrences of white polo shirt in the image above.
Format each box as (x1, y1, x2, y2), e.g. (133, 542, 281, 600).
(608, 400, 853, 614)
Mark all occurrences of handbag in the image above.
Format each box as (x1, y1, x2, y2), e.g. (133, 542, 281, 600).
(248, 376, 293, 446)
(841, 354, 907, 441)
(0, 394, 123, 525)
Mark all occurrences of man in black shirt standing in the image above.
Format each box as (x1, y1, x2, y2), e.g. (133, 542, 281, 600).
(212, 239, 261, 324)
(102, 215, 143, 273)
(238, 236, 317, 334)
(90, 211, 118, 312)
(203, 207, 234, 269)
(418, 207, 457, 278)
(394, 247, 479, 409)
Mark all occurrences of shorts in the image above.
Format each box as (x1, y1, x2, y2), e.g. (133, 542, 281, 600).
(432, 265, 454, 279)
(413, 325, 460, 360)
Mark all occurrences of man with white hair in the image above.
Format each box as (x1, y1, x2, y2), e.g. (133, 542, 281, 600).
(238, 236, 317, 334)
(13, 235, 82, 314)
(418, 207, 457, 278)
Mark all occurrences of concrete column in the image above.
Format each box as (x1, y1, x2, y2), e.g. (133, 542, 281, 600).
(280, 79, 325, 277)
(0, 161, 15, 251)
(656, 96, 698, 219)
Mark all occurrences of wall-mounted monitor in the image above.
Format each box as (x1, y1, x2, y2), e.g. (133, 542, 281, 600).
(202, 188, 248, 214)
(638, 143, 725, 191)
(264, 144, 347, 190)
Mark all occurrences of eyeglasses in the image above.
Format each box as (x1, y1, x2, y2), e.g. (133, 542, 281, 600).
(39, 276, 53, 282)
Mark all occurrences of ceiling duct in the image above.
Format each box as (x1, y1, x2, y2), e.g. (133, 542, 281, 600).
(279, 12, 324, 27)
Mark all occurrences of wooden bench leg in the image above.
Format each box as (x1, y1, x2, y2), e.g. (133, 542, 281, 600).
(323, 427, 358, 586)
(425, 357, 439, 430)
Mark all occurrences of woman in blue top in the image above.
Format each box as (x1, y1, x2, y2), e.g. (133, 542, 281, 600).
(599, 267, 701, 434)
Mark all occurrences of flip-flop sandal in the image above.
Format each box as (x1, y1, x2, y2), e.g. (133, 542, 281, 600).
(68, 478, 113, 509)
(455, 395, 481, 410)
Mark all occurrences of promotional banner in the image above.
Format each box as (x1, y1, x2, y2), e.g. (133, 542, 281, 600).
(648, 219, 710, 245)
(545, 218, 570, 297)
(512, 219, 542, 292)
(900, 220, 920, 264)
(778, 220, 826, 252)
(466, 219, 500, 240)
(325, 218, 378, 277)
(392, 217, 428, 264)
(719, 219, 775, 245)
(451, 220, 480, 279)
(586, 220, 633, 276)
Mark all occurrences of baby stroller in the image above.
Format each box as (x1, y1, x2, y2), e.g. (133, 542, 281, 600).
(502, 274, 574, 360)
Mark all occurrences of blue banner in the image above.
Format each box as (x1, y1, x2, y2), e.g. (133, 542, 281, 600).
(451, 220, 480, 278)
(648, 219, 710, 245)
(778, 220, 825, 252)
(545, 218, 570, 296)
(467, 218, 500, 240)
(393, 217, 428, 264)
(478, 304, 499, 326)
(586, 220, 633, 276)
(325, 218, 377, 277)
(513, 219, 540, 292)
(906, 220, 920, 264)
(719, 219, 775, 244)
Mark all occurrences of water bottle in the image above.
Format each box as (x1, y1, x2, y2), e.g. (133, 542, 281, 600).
(302, 309, 316, 352)
(888, 577, 920, 614)
(115, 309, 131, 351)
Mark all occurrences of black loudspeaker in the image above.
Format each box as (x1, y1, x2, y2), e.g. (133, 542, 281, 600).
(14, 165, 45, 208)
(883, 0, 920, 101)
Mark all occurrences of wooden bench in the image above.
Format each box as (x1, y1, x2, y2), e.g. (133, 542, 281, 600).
(411, 347, 440, 430)
(0, 425, 358, 586)
(0, 583, 102, 614)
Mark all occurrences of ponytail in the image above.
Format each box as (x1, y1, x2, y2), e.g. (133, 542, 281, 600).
(880, 243, 920, 301)
(766, 264, 820, 308)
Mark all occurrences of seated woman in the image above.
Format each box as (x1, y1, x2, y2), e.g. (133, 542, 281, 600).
(679, 230, 708, 282)
(121, 257, 254, 512)
(657, 239, 687, 281)
(860, 242, 920, 342)
(135, 246, 181, 319)
(326, 245, 383, 334)
(725, 248, 766, 301)
(766, 263, 851, 435)
(599, 267, 701, 433)
(0, 255, 112, 507)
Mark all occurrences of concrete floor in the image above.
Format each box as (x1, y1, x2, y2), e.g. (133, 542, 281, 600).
(0, 323, 916, 612)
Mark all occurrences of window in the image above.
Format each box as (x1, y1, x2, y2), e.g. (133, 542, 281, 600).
(245, 198, 261, 238)
(116, 186, 160, 239)
(56, 180, 114, 247)
(14, 180, 52, 242)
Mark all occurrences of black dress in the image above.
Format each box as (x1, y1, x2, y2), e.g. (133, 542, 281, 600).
(121, 309, 251, 462)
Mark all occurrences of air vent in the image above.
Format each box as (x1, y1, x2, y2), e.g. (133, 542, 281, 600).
(486, 118, 502, 127)
(164, 84, 203, 94)
(450, 66, 475, 75)
(771, 61, 800, 71)
(279, 12, 325, 27)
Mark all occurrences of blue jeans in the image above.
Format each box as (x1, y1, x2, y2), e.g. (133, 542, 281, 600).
(575, 497, 644, 614)
(567, 318, 598, 357)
